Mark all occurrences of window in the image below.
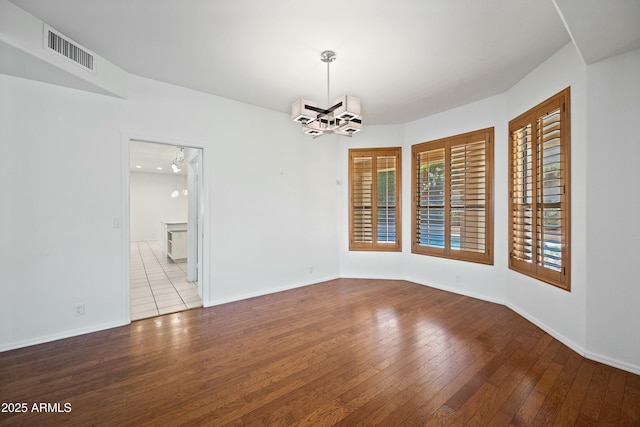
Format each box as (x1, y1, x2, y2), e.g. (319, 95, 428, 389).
(349, 147, 401, 251)
(509, 87, 570, 290)
(412, 128, 494, 264)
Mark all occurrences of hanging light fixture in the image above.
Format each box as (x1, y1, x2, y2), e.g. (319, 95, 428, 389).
(171, 147, 185, 173)
(169, 147, 188, 198)
(292, 50, 362, 137)
(170, 178, 188, 199)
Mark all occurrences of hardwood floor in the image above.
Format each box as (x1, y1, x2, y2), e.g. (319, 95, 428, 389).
(1, 279, 638, 426)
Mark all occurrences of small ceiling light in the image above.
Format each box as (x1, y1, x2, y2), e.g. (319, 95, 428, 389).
(181, 189, 188, 196)
(171, 162, 181, 173)
(292, 50, 362, 138)
(135, 165, 142, 169)
(157, 166, 163, 171)
(171, 190, 179, 198)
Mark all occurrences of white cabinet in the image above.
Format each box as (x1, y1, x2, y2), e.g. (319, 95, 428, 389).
(160, 221, 187, 256)
(167, 229, 187, 261)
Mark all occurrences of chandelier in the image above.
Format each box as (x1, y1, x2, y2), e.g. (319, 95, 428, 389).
(291, 50, 362, 137)
(170, 147, 187, 198)
(171, 147, 185, 173)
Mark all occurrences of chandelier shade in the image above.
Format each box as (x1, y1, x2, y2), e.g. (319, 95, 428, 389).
(291, 98, 318, 125)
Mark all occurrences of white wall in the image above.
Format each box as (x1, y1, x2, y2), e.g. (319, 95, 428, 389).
(338, 124, 406, 279)
(585, 48, 640, 372)
(0, 76, 127, 348)
(403, 94, 508, 303)
(129, 171, 188, 242)
(505, 42, 588, 355)
(0, 73, 341, 351)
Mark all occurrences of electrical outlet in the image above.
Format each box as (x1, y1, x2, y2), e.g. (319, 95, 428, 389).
(74, 303, 85, 316)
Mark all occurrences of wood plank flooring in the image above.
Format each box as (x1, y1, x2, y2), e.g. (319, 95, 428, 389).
(1, 279, 638, 426)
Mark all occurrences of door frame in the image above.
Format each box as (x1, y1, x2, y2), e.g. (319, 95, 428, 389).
(121, 131, 211, 321)
(185, 149, 202, 294)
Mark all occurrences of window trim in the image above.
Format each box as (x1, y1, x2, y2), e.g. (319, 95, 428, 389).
(508, 87, 571, 291)
(348, 147, 402, 252)
(411, 128, 494, 265)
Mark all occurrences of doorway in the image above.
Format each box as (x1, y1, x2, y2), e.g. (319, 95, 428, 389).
(126, 139, 206, 320)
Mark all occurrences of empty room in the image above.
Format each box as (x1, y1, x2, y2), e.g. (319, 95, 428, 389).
(1, 0, 639, 425)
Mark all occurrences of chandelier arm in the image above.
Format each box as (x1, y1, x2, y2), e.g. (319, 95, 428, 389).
(306, 103, 342, 115)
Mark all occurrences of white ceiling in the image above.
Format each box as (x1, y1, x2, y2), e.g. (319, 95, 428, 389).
(129, 140, 187, 175)
(7, 0, 640, 127)
(7, 0, 569, 126)
(554, 0, 640, 64)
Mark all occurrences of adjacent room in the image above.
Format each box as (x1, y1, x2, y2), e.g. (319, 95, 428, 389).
(129, 141, 203, 320)
(1, 0, 639, 425)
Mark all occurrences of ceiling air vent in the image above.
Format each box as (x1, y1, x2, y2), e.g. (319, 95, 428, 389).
(43, 24, 95, 73)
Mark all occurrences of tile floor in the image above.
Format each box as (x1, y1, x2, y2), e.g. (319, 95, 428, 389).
(130, 241, 202, 321)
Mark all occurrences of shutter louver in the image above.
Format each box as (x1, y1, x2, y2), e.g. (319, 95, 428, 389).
(376, 156, 397, 243)
(450, 140, 486, 253)
(511, 124, 534, 264)
(416, 148, 445, 248)
(537, 108, 563, 272)
(353, 156, 373, 243)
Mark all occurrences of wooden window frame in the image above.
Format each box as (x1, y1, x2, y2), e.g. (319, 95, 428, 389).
(349, 147, 402, 252)
(411, 128, 494, 265)
(508, 87, 571, 291)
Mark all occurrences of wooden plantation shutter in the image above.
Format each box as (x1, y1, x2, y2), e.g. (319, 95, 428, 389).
(352, 155, 373, 244)
(376, 154, 398, 244)
(349, 147, 401, 251)
(450, 139, 488, 255)
(510, 123, 534, 265)
(415, 145, 446, 256)
(412, 128, 494, 264)
(509, 87, 571, 290)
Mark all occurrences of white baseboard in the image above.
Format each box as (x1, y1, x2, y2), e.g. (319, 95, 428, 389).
(401, 275, 588, 357)
(405, 276, 506, 306)
(506, 303, 640, 375)
(404, 276, 640, 376)
(400, 275, 591, 365)
(339, 273, 409, 281)
(207, 275, 340, 307)
(505, 302, 587, 356)
(584, 350, 640, 376)
(0, 319, 129, 353)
